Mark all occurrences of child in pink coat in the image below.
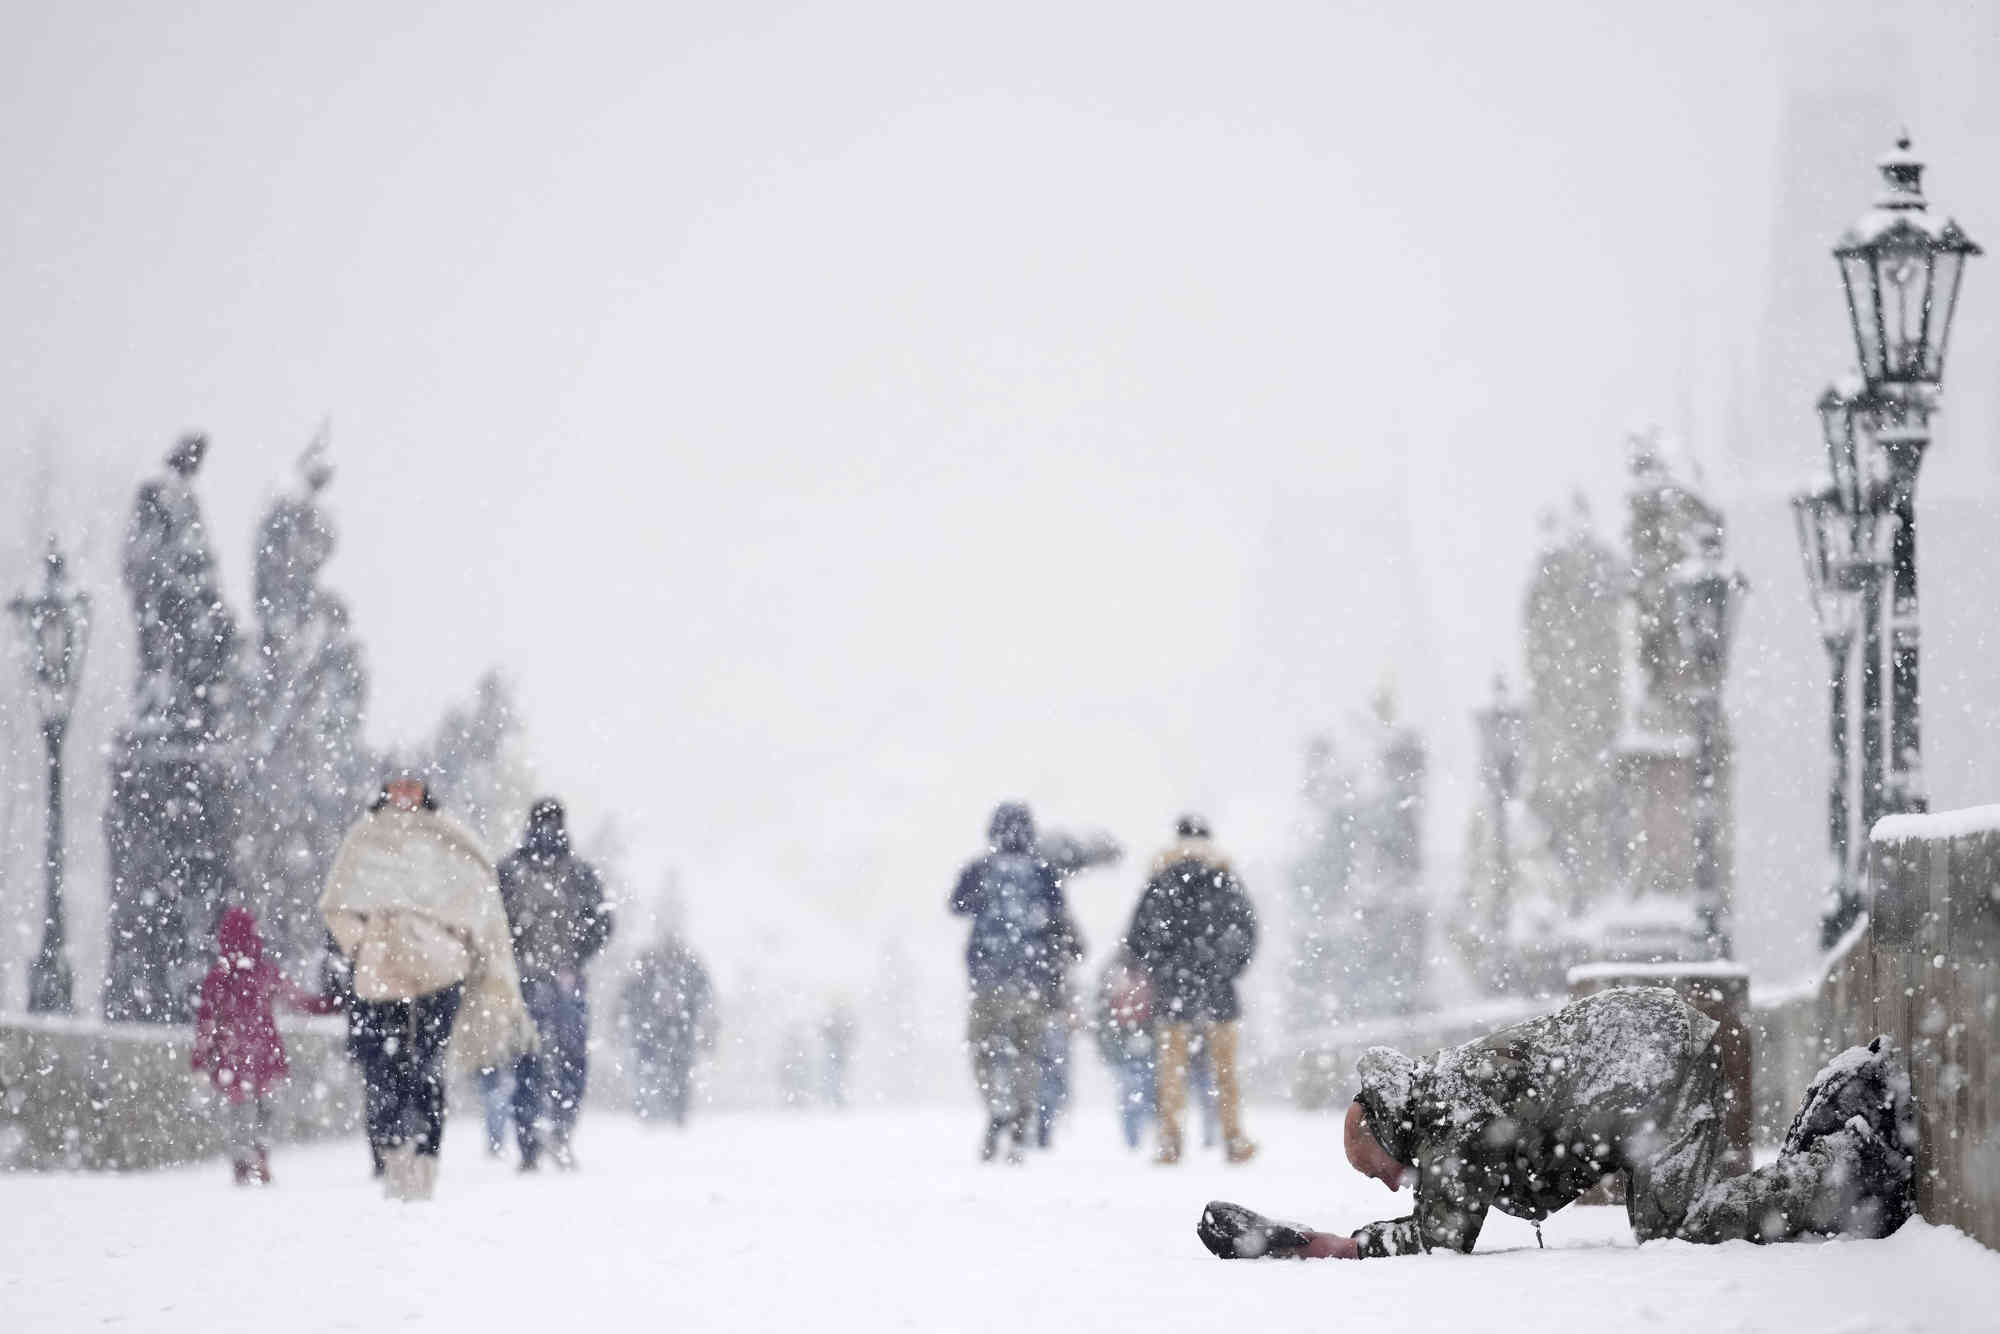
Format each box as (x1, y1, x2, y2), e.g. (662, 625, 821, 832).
(191, 908, 336, 1183)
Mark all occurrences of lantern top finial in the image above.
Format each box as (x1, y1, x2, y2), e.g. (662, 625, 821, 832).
(1875, 133, 1927, 212)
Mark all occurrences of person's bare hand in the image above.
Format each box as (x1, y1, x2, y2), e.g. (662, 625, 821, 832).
(1298, 1232, 1361, 1260)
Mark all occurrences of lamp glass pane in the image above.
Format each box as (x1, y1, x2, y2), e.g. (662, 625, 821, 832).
(1875, 242, 1928, 380)
(1923, 247, 1966, 380)
(1840, 252, 1884, 382)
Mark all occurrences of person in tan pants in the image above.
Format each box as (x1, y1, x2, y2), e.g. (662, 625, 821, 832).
(1123, 815, 1258, 1165)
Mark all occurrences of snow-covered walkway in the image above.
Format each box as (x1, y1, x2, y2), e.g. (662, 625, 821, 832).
(5, 1106, 1996, 1332)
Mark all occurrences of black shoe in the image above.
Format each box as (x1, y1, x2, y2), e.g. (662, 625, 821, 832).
(1198, 1202, 1314, 1260)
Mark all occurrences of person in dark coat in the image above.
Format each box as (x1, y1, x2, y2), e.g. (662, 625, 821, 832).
(949, 801, 1084, 1164)
(1197, 987, 1917, 1260)
(497, 797, 613, 1169)
(618, 930, 716, 1125)
(1124, 815, 1257, 1164)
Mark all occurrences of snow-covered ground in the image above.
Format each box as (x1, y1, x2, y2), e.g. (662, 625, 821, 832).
(5, 1105, 1996, 1333)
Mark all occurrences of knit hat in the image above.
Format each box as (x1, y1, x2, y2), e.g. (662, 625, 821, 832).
(1354, 1046, 1423, 1165)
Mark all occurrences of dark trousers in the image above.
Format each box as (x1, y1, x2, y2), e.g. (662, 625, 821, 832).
(348, 983, 462, 1160)
(514, 975, 590, 1151)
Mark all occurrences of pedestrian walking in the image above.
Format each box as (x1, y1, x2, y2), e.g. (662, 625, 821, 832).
(320, 772, 531, 1201)
(1124, 814, 1257, 1165)
(190, 908, 338, 1184)
(497, 797, 613, 1170)
(949, 801, 1083, 1164)
(618, 928, 715, 1125)
(821, 1001, 856, 1109)
(1093, 950, 1155, 1151)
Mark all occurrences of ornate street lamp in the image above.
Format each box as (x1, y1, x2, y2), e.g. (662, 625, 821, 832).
(1668, 525, 1745, 959)
(1473, 675, 1525, 937)
(1832, 135, 1980, 817)
(8, 538, 91, 1013)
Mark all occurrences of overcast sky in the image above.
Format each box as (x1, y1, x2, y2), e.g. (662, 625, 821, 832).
(4, 1, 1997, 986)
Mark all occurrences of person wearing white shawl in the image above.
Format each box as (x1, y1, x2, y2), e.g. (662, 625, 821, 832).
(320, 773, 533, 1201)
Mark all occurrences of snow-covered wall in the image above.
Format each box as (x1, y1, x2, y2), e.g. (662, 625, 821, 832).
(0, 1014, 358, 1171)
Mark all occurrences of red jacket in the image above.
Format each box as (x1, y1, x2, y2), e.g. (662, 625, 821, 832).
(191, 909, 336, 1101)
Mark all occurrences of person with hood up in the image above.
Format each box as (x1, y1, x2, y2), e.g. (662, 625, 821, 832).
(320, 773, 532, 1201)
(949, 801, 1083, 1163)
(190, 907, 338, 1184)
(497, 796, 612, 1169)
(1124, 814, 1258, 1165)
(1197, 986, 1917, 1260)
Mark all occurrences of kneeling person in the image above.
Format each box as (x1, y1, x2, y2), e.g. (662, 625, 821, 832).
(1200, 987, 1913, 1260)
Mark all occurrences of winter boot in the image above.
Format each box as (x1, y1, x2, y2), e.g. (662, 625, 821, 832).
(1224, 1136, 1259, 1166)
(1154, 1123, 1183, 1166)
(410, 1152, 438, 1201)
(1197, 1202, 1314, 1260)
(231, 1157, 254, 1186)
(1005, 1114, 1029, 1166)
(518, 1135, 542, 1173)
(383, 1144, 420, 1201)
(252, 1145, 273, 1185)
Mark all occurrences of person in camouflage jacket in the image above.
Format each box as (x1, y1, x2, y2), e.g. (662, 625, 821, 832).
(1197, 987, 1916, 1260)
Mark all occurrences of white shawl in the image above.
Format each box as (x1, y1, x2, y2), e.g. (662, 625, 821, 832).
(320, 808, 535, 1067)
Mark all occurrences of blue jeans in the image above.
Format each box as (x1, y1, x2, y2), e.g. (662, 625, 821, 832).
(1115, 1054, 1155, 1149)
(514, 975, 590, 1154)
(477, 1066, 511, 1151)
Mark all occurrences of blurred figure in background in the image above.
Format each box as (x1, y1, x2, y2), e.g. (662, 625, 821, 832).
(779, 1025, 815, 1107)
(190, 907, 338, 1185)
(949, 801, 1084, 1164)
(1093, 949, 1155, 1151)
(497, 797, 613, 1170)
(821, 1000, 857, 1109)
(321, 772, 531, 1201)
(1124, 814, 1258, 1166)
(619, 926, 716, 1126)
(1029, 826, 1119, 1152)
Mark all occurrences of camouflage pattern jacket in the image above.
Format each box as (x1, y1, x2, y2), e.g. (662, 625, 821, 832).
(1350, 987, 1720, 1256)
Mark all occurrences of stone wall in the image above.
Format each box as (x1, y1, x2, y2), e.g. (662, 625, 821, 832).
(0, 1013, 360, 1171)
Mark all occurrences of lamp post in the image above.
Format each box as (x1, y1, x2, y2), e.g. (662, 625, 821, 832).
(1473, 675, 1525, 940)
(1831, 135, 1980, 818)
(1791, 484, 1854, 918)
(8, 539, 91, 1013)
(1669, 525, 1745, 959)
(1794, 384, 1897, 946)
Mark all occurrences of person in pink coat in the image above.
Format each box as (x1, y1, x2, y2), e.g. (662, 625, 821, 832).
(191, 907, 336, 1184)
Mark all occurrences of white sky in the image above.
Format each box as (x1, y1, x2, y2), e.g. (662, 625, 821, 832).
(4, 1, 1997, 985)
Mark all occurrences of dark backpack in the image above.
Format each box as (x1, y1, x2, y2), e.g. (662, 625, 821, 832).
(966, 852, 1060, 984)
